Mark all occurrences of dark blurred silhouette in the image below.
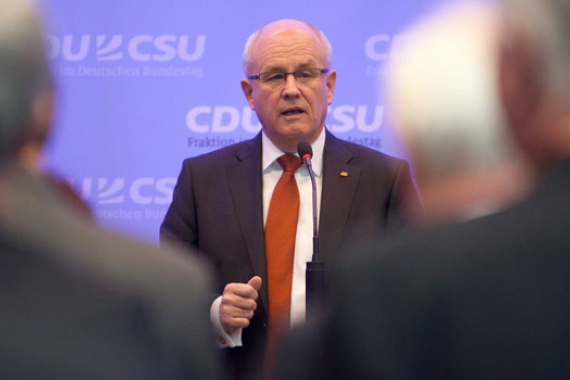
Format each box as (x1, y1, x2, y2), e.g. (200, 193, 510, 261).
(0, 0, 219, 378)
(274, 1, 570, 378)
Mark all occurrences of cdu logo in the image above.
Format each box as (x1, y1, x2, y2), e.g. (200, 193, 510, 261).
(47, 34, 207, 62)
(186, 106, 261, 133)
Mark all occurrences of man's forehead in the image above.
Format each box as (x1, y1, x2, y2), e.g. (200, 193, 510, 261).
(245, 19, 326, 72)
(254, 29, 322, 60)
(254, 19, 321, 50)
(261, 19, 314, 34)
(257, 27, 319, 47)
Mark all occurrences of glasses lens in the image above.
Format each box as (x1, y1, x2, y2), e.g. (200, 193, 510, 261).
(259, 72, 285, 85)
(295, 69, 321, 85)
(258, 69, 323, 87)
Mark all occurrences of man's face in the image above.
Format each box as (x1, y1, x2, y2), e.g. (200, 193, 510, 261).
(241, 26, 336, 153)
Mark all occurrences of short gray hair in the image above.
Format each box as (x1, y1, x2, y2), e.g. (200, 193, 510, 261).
(502, 0, 570, 103)
(386, 2, 518, 181)
(242, 22, 332, 75)
(0, 0, 50, 159)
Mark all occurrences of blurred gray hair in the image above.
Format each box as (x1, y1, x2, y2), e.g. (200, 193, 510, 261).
(502, 0, 570, 103)
(0, 0, 51, 159)
(385, 2, 518, 181)
(242, 22, 332, 75)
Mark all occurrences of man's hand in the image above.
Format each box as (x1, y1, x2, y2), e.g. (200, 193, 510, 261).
(220, 276, 262, 334)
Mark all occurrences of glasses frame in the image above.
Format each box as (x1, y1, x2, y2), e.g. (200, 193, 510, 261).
(247, 68, 329, 86)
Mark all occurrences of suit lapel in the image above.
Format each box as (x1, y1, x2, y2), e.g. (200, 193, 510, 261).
(226, 134, 268, 314)
(319, 131, 361, 267)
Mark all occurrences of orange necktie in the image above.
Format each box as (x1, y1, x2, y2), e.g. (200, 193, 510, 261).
(265, 153, 303, 366)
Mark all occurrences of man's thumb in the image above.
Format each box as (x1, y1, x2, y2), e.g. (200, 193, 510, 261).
(247, 276, 262, 291)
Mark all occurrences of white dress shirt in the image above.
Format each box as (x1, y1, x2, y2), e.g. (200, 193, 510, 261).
(211, 128, 325, 348)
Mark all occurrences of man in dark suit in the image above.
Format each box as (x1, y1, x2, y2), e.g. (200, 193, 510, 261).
(274, 1, 570, 378)
(0, 1, 219, 378)
(161, 18, 419, 378)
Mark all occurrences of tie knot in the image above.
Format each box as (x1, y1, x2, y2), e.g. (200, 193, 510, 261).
(277, 154, 303, 173)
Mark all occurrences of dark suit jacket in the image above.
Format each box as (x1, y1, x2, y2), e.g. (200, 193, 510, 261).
(0, 164, 219, 379)
(161, 130, 419, 378)
(277, 158, 570, 379)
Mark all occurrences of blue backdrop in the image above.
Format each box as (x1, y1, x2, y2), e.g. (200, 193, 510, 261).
(41, 0, 489, 242)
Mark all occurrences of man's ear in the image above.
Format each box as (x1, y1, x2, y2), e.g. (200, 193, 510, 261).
(326, 70, 336, 105)
(497, 27, 565, 168)
(241, 79, 256, 110)
(18, 89, 54, 172)
(33, 90, 55, 132)
(498, 29, 540, 135)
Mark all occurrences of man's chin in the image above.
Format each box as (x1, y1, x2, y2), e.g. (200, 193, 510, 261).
(265, 132, 304, 153)
(283, 129, 314, 143)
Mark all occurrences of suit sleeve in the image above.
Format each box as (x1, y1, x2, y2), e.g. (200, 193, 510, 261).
(385, 160, 423, 233)
(160, 160, 234, 348)
(160, 160, 199, 249)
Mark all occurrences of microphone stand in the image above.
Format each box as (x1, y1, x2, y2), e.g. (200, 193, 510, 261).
(301, 148, 325, 321)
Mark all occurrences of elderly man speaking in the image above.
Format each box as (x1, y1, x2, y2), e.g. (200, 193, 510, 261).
(161, 19, 420, 379)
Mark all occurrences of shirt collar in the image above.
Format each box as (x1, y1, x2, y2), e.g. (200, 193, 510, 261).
(261, 127, 325, 177)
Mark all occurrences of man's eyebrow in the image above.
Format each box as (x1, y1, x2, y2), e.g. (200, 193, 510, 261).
(262, 65, 284, 72)
(296, 62, 317, 68)
(261, 62, 317, 72)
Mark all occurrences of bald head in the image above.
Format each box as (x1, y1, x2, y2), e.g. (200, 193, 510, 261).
(239, 18, 336, 152)
(0, 0, 51, 160)
(242, 19, 332, 75)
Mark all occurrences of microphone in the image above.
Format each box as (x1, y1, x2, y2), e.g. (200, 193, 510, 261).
(297, 140, 313, 168)
(297, 140, 318, 260)
(297, 140, 324, 320)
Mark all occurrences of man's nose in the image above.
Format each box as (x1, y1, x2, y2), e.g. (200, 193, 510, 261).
(282, 73, 301, 99)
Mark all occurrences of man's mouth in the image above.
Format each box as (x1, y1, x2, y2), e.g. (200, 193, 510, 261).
(281, 108, 305, 116)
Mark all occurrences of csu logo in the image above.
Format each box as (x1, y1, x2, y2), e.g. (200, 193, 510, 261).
(47, 35, 206, 62)
(364, 34, 412, 61)
(70, 177, 176, 205)
(185, 105, 384, 133)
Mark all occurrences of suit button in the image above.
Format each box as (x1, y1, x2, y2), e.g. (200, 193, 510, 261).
(219, 337, 227, 345)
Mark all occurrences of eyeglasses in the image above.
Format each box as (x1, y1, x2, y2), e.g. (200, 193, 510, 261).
(247, 68, 329, 88)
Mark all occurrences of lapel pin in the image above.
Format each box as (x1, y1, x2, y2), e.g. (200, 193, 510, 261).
(340, 171, 348, 177)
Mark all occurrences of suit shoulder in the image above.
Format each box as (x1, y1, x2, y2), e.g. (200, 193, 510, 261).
(95, 227, 211, 296)
(2, 173, 211, 307)
(349, 211, 508, 278)
(348, 139, 404, 162)
(181, 137, 258, 167)
(331, 136, 409, 172)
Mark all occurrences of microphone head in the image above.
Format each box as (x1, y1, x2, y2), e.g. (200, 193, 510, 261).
(297, 140, 313, 161)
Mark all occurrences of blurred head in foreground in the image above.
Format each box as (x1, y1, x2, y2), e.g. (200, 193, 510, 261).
(0, 0, 52, 167)
(0, 0, 93, 217)
(385, 2, 533, 222)
(499, 0, 570, 171)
